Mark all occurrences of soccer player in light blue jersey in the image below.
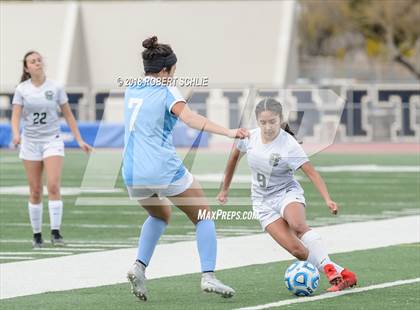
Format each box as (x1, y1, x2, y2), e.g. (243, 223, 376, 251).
(123, 36, 248, 301)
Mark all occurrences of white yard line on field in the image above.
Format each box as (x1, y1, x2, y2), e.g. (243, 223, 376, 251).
(0, 186, 123, 196)
(0, 239, 134, 245)
(0, 256, 34, 260)
(0, 215, 419, 300)
(234, 278, 420, 310)
(1, 223, 137, 229)
(0, 252, 73, 255)
(33, 248, 105, 252)
(315, 165, 420, 172)
(65, 244, 133, 248)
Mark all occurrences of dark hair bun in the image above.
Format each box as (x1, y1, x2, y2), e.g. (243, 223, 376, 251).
(142, 36, 158, 49)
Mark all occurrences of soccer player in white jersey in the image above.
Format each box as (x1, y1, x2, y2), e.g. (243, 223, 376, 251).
(11, 51, 92, 248)
(123, 36, 248, 301)
(218, 98, 357, 292)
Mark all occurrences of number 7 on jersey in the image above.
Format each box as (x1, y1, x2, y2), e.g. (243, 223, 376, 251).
(128, 98, 144, 132)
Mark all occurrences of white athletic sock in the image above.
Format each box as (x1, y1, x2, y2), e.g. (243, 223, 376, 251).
(48, 200, 63, 230)
(300, 230, 344, 273)
(332, 262, 344, 273)
(28, 202, 43, 233)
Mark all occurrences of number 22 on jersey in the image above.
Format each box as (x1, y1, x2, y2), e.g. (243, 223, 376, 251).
(128, 98, 144, 132)
(33, 112, 47, 125)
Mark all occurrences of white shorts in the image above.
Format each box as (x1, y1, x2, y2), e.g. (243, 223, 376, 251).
(19, 135, 65, 161)
(126, 170, 194, 200)
(253, 184, 306, 231)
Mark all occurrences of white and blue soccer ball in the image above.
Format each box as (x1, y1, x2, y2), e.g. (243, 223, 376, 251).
(284, 261, 320, 296)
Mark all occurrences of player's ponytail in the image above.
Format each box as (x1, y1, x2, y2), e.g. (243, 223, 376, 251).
(20, 51, 38, 83)
(282, 123, 298, 141)
(255, 98, 300, 142)
(141, 36, 177, 74)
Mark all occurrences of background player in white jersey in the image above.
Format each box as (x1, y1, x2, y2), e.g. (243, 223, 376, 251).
(217, 98, 357, 292)
(11, 51, 92, 248)
(123, 36, 248, 301)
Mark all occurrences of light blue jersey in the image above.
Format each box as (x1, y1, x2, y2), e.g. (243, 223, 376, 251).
(122, 76, 186, 186)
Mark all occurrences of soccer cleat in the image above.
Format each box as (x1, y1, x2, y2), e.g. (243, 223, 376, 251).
(32, 233, 43, 248)
(323, 263, 342, 284)
(201, 272, 235, 298)
(326, 268, 357, 292)
(127, 261, 148, 301)
(51, 230, 65, 246)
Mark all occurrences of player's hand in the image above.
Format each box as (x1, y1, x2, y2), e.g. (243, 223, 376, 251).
(12, 135, 21, 147)
(78, 140, 93, 154)
(326, 199, 338, 215)
(228, 128, 249, 139)
(217, 190, 229, 205)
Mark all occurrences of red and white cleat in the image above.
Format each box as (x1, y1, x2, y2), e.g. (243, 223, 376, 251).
(323, 263, 342, 284)
(326, 267, 358, 292)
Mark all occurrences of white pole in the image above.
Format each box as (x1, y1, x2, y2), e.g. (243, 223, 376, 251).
(273, 0, 296, 87)
(57, 1, 79, 85)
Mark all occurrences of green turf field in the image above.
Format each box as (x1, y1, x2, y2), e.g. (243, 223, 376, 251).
(0, 150, 419, 263)
(1, 243, 419, 310)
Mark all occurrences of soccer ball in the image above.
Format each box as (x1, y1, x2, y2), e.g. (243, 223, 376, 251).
(284, 261, 320, 296)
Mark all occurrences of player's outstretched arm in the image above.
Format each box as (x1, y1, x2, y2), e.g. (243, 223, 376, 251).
(61, 103, 92, 153)
(172, 101, 248, 139)
(217, 148, 244, 205)
(300, 162, 338, 215)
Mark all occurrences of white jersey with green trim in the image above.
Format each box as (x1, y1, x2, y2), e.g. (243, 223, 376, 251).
(12, 79, 68, 142)
(236, 128, 309, 199)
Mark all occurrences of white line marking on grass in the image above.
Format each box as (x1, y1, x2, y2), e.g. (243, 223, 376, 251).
(68, 210, 187, 217)
(1, 223, 137, 229)
(79, 188, 124, 194)
(0, 239, 134, 245)
(0, 257, 34, 260)
(1, 252, 73, 255)
(301, 178, 415, 185)
(316, 165, 420, 173)
(63, 240, 132, 244)
(235, 278, 420, 310)
(65, 244, 133, 248)
(0, 186, 124, 196)
(34, 248, 104, 252)
(216, 228, 262, 233)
